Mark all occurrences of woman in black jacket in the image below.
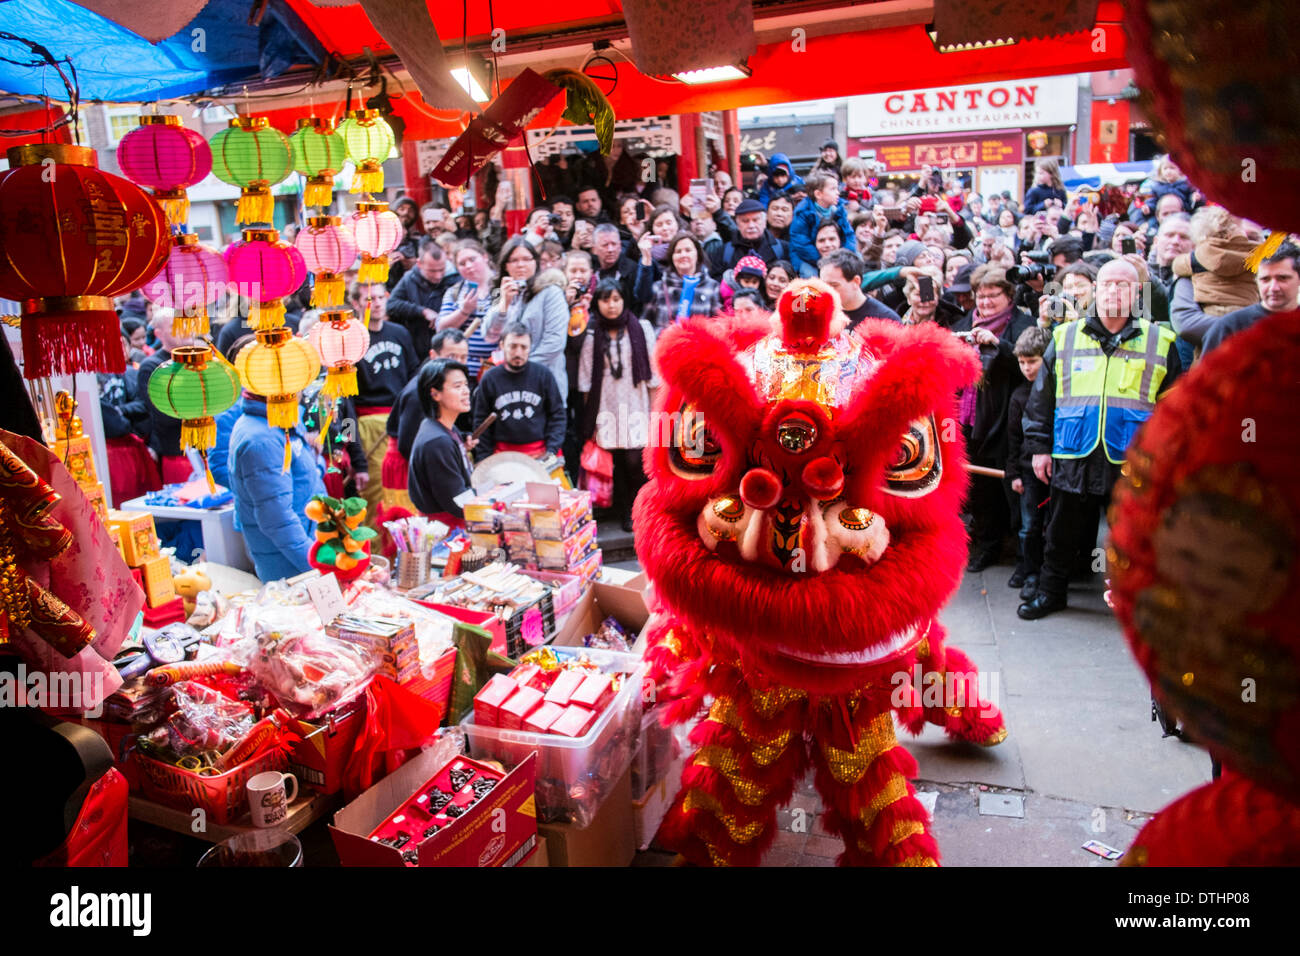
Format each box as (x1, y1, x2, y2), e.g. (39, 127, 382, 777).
(407, 358, 478, 524)
(949, 265, 1036, 571)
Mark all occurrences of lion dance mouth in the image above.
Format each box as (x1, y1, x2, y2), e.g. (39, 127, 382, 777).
(638, 279, 1007, 866)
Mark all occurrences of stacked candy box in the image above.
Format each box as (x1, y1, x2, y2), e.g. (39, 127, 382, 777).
(367, 757, 506, 866)
(465, 646, 646, 827)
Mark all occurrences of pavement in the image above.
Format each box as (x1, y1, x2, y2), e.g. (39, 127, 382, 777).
(626, 557, 1213, 868)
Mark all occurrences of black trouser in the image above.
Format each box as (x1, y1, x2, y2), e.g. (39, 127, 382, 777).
(1038, 486, 1110, 600)
(968, 471, 1017, 561)
(1016, 475, 1050, 574)
(611, 447, 647, 523)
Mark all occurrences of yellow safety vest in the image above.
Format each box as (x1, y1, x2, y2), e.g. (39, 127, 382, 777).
(1052, 318, 1176, 464)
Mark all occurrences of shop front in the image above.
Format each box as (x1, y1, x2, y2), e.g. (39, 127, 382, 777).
(846, 74, 1080, 198)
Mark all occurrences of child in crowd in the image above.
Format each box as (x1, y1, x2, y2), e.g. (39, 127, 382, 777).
(1006, 326, 1052, 598)
(720, 254, 768, 313)
(1172, 206, 1260, 316)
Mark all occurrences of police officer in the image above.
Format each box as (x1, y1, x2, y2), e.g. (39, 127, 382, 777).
(1018, 258, 1183, 620)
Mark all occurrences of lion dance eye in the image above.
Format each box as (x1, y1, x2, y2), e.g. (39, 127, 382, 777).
(669, 402, 722, 478)
(883, 415, 942, 497)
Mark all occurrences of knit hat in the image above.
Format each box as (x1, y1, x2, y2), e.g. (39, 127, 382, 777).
(736, 255, 767, 280)
(894, 240, 927, 268)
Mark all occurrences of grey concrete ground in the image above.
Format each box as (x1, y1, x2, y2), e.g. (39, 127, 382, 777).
(627, 558, 1212, 867)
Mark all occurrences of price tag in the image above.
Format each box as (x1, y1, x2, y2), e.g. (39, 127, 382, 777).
(305, 573, 347, 625)
(521, 606, 545, 648)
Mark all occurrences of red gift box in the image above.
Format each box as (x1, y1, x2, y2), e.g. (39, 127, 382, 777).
(549, 705, 597, 738)
(508, 662, 544, 691)
(543, 669, 584, 707)
(523, 701, 566, 734)
(499, 685, 544, 731)
(473, 674, 518, 728)
(570, 673, 613, 711)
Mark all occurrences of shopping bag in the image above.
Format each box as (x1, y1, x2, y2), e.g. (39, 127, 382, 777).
(578, 440, 614, 508)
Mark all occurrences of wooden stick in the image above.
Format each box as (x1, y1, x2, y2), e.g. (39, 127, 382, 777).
(967, 464, 1006, 479)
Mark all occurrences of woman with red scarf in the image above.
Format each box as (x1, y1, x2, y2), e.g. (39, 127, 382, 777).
(949, 265, 1035, 572)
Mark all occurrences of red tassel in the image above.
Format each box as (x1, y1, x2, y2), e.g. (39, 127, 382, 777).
(21, 311, 125, 379)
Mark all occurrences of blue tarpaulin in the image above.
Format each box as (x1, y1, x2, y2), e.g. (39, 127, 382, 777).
(0, 0, 325, 102)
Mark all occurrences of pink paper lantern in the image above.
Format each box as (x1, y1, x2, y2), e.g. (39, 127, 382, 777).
(307, 309, 371, 399)
(295, 215, 359, 308)
(223, 228, 307, 331)
(349, 201, 403, 284)
(116, 115, 213, 226)
(140, 234, 230, 337)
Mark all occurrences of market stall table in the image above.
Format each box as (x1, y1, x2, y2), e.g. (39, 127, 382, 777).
(121, 495, 252, 572)
(128, 791, 340, 844)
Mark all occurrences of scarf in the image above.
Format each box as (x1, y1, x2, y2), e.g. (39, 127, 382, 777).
(676, 274, 701, 320)
(958, 304, 1013, 426)
(581, 312, 653, 442)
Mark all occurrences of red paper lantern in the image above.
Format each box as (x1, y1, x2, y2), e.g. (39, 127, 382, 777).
(349, 201, 403, 284)
(295, 215, 358, 308)
(116, 115, 212, 227)
(223, 228, 307, 331)
(141, 234, 230, 338)
(0, 144, 169, 378)
(307, 309, 370, 400)
(1126, 0, 1300, 235)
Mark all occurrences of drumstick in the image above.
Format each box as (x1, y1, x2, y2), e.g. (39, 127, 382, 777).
(463, 315, 482, 338)
(967, 464, 1006, 479)
(471, 413, 497, 441)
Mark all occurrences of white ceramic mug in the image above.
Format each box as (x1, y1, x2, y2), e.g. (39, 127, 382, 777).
(247, 771, 298, 828)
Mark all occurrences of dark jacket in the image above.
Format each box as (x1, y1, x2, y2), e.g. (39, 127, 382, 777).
(596, 257, 643, 313)
(1023, 313, 1184, 495)
(98, 368, 148, 440)
(355, 321, 419, 408)
(387, 268, 458, 359)
(949, 307, 1036, 466)
(789, 196, 857, 275)
(471, 360, 567, 457)
(1022, 184, 1067, 215)
(636, 268, 723, 329)
(228, 398, 324, 581)
(757, 153, 803, 207)
(137, 350, 182, 457)
(722, 231, 789, 272)
(1006, 380, 1032, 483)
(408, 418, 474, 518)
(845, 296, 903, 329)
(1201, 303, 1272, 355)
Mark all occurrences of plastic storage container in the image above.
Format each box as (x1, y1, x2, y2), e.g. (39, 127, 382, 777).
(461, 647, 647, 828)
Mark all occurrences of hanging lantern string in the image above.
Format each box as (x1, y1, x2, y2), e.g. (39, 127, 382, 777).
(0, 31, 80, 139)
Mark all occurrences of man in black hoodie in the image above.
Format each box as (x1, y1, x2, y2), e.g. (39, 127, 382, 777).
(471, 324, 566, 460)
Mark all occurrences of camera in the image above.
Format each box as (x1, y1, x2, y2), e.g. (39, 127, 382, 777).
(1007, 263, 1057, 283)
(1022, 249, 1052, 264)
(548, 213, 562, 226)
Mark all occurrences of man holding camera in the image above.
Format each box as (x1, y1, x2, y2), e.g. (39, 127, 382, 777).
(1018, 259, 1183, 619)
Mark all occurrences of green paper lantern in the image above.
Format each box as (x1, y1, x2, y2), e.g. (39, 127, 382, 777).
(209, 117, 292, 224)
(338, 109, 395, 194)
(290, 117, 348, 207)
(146, 344, 241, 484)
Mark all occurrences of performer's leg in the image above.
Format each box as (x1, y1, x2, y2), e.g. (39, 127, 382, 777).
(895, 620, 1007, 747)
(808, 699, 938, 867)
(658, 678, 809, 867)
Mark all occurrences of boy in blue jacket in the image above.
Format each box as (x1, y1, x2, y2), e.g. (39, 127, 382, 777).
(789, 171, 857, 277)
(228, 392, 326, 581)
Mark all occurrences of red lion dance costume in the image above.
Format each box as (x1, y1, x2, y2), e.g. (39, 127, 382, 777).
(1109, 312, 1300, 865)
(636, 280, 1006, 866)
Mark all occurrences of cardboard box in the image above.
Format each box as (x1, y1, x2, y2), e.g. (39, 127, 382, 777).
(633, 748, 686, 851)
(474, 674, 518, 727)
(331, 750, 538, 867)
(56, 435, 97, 487)
(83, 483, 108, 520)
(554, 576, 650, 651)
(139, 554, 176, 608)
(538, 765, 635, 867)
(106, 510, 159, 567)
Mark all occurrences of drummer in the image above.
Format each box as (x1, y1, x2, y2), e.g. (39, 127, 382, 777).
(470, 323, 567, 462)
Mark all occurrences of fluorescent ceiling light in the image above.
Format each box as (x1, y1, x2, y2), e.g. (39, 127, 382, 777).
(450, 67, 490, 102)
(671, 64, 751, 85)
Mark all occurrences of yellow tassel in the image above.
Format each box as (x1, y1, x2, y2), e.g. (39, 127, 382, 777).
(1245, 231, 1286, 272)
(304, 175, 333, 208)
(202, 451, 217, 493)
(181, 417, 217, 451)
(157, 190, 190, 228)
(237, 183, 274, 225)
(357, 255, 389, 284)
(267, 396, 300, 430)
(252, 299, 286, 331)
(171, 308, 209, 339)
(319, 401, 335, 436)
(283, 431, 293, 473)
(350, 162, 384, 194)
(311, 274, 346, 307)
(323, 366, 357, 399)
